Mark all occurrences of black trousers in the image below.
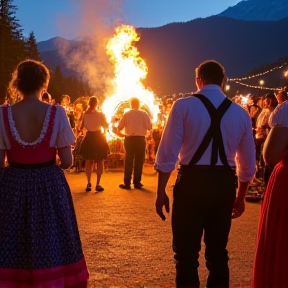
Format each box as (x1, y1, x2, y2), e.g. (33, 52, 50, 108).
(123, 136, 146, 186)
(172, 166, 237, 288)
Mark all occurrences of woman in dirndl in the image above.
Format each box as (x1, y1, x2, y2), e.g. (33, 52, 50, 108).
(0, 59, 89, 288)
(80, 96, 109, 192)
(253, 99, 288, 287)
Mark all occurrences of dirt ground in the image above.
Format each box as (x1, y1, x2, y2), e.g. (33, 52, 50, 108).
(66, 163, 261, 288)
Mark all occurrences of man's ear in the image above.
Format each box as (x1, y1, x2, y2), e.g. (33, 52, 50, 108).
(221, 77, 227, 92)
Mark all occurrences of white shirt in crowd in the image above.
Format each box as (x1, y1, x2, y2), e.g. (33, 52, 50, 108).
(268, 100, 288, 127)
(255, 108, 272, 139)
(269, 100, 288, 128)
(117, 109, 152, 137)
(154, 85, 255, 183)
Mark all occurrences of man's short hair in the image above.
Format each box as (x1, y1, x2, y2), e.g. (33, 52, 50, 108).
(277, 91, 287, 100)
(195, 60, 225, 86)
(130, 97, 140, 109)
(88, 96, 98, 108)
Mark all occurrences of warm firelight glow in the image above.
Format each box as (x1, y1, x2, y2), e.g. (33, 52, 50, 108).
(102, 25, 158, 125)
(240, 94, 250, 106)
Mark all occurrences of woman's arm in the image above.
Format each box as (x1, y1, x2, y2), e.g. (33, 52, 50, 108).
(80, 113, 85, 131)
(57, 146, 73, 169)
(263, 126, 288, 166)
(0, 149, 5, 168)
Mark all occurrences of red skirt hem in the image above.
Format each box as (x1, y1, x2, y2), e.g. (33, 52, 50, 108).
(0, 258, 89, 288)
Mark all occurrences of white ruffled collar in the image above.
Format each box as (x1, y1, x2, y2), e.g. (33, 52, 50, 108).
(7, 105, 52, 146)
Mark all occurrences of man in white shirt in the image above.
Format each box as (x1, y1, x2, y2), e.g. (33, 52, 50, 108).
(117, 97, 152, 189)
(154, 60, 255, 288)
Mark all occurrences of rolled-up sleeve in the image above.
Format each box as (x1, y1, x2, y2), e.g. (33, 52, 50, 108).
(236, 116, 256, 182)
(154, 101, 184, 173)
(117, 114, 126, 132)
(269, 102, 288, 128)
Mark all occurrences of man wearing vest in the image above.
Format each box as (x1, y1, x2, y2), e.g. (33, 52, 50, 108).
(154, 60, 255, 288)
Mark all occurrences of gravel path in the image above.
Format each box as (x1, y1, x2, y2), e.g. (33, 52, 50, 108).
(66, 164, 261, 288)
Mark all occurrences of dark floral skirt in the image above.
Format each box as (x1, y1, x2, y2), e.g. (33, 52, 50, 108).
(80, 131, 109, 161)
(0, 165, 89, 287)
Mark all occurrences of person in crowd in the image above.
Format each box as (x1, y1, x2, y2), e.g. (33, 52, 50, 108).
(61, 94, 75, 129)
(248, 95, 262, 133)
(275, 90, 287, 105)
(41, 91, 52, 103)
(152, 123, 163, 156)
(80, 96, 109, 192)
(117, 97, 152, 189)
(254, 92, 277, 183)
(259, 90, 288, 186)
(268, 91, 288, 127)
(0, 59, 89, 287)
(254, 92, 277, 162)
(253, 100, 288, 288)
(61, 94, 71, 108)
(231, 91, 242, 105)
(154, 60, 255, 288)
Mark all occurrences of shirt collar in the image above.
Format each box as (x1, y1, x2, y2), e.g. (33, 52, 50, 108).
(196, 84, 226, 104)
(199, 84, 222, 92)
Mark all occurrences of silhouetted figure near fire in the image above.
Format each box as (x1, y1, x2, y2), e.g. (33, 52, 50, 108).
(118, 97, 152, 189)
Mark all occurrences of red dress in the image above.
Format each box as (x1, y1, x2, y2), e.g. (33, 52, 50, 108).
(0, 105, 89, 288)
(253, 101, 288, 287)
(253, 153, 288, 287)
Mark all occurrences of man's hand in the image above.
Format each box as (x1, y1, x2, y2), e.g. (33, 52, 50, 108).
(231, 197, 245, 219)
(155, 192, 170, 221)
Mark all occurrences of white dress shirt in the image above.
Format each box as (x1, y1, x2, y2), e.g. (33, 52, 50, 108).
(154, 85, 255, 182)
(117, 109, 152, 137)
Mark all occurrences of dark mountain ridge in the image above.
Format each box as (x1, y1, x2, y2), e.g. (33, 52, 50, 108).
(38, 16, 288, 95)
(220, 0, 288, 21)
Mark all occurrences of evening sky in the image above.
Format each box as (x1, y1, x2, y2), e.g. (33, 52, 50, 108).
(13, 0, 240, 41)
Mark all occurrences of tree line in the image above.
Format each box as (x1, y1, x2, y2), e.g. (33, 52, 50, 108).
(0, 0, 91, 104)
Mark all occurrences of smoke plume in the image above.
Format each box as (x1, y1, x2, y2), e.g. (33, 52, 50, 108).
(55, 0, 126, 99)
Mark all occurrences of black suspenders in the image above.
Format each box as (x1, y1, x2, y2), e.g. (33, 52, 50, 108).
(188, 94, 232, 167)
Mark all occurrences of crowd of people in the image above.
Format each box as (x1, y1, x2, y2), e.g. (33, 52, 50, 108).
(0, 58, 288, 288)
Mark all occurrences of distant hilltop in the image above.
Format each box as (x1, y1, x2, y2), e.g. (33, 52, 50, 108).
(219, 0, 288, 21)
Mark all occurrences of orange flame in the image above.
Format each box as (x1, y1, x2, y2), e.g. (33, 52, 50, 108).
(102, 25, 158, 125)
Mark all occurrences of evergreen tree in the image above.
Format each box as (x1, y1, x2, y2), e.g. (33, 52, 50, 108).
(48, 65, 64, 103)
(0, 0, 26, 103)
(25, 31, 41, 60)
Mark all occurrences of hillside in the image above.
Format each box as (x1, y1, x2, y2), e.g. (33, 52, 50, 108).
(38, 16, 288, 95)
(220, 0, 288, 21)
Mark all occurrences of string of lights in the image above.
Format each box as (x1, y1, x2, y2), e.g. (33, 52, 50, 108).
(234, 81, 283, 91)
(164, 64, 288, 97)
(229, 63, 287, 82)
